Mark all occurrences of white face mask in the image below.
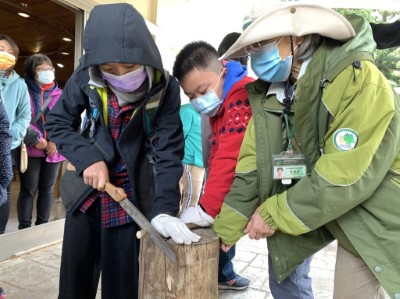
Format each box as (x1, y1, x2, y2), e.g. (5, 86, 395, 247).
(36, 70, 55, 85)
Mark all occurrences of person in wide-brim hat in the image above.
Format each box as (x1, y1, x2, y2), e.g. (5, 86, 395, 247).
(220, 3, 360, 85)
(220, 3, 355, 60)
(213, 2, 400, 299)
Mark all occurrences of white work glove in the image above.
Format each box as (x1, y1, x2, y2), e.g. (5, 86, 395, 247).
(151, 214, 201, 245)
(179, 205, 214, 227)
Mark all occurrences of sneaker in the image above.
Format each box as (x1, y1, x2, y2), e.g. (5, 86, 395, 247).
(218, 274, 250, 291)
(0, 287, 6, 299)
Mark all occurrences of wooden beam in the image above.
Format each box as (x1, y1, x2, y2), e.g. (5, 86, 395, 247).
(0, 220, 65, 262)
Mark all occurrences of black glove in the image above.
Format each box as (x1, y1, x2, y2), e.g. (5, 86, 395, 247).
(24, 128, 40, 147)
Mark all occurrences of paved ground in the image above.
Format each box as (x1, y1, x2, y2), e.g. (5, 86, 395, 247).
(0, 231, 338, 299)
(219, 237, 337, 299)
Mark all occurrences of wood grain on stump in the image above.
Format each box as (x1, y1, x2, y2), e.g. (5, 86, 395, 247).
(138, 228, 219, 299)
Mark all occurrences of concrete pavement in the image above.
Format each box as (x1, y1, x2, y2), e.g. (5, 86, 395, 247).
(219, 237, 337, 299)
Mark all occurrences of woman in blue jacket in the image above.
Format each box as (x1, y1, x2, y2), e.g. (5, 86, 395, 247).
(0, 34, 31, 234)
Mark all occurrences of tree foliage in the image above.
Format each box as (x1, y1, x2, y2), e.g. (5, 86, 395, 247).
(335, 9, 400, 87)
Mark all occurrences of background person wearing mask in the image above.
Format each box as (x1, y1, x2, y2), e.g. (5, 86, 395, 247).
(45, 4, 200, 298)
(214, 3, 400, 298)
(0, 34, 30, 234)
(17, 53, 65, 230)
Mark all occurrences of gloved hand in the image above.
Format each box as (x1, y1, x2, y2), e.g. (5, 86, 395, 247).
(151, 214, 201, 245)
(179, 205, 214, 227)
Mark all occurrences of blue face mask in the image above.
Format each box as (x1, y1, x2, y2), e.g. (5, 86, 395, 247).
(250, 41, 292, 83)
(191, 90, 221, 117)
(190, 74, 223, 117)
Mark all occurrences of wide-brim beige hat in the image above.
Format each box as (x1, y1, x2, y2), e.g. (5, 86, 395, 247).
(220, 3, 355, 59)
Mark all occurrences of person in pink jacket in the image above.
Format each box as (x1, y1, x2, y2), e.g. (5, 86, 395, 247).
(17, 53, 65, 229)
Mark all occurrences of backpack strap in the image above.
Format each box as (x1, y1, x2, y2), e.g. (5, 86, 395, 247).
(81, 86, 103, 138)
(324, 52, 374, 82)
(30, 95, 53, 124)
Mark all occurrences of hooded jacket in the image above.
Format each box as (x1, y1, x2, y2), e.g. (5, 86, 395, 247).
(200, 61, 254, 218)
(0, 70, 31, 149)
(25, 78, 65, 162)
(213, 15, 400, 296)
(45, 3, 184, 220)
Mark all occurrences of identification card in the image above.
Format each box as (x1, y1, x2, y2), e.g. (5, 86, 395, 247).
(272, 153, 306, 181)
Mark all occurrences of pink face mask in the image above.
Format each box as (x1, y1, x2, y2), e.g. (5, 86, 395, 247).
(101, 66, 147, 93)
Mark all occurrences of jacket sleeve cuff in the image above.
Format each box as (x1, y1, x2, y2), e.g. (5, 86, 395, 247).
(213, 203, 248, 246)
(259, 197, 278, 231)
(259, 193, 310, 236)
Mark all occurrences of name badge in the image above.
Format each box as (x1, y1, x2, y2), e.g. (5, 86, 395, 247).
(272, 153, 306, 184)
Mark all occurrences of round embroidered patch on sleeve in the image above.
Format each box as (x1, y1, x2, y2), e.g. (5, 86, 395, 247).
(333, 128, 358, 151)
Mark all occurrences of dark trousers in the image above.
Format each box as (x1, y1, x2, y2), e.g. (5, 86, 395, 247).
(59, 201, 140, 299)
(0, 149, 18, 234)
(0, 194, 10, 234)
(218, 245, 236, 282)
(17, 157, 61, 229)
(269, 254, 314, 298)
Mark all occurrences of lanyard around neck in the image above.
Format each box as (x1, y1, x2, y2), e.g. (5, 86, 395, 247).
(282, 79, 295, 156)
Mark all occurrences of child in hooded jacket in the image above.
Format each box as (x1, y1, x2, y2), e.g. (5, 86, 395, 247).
(45, 4, 200, 299)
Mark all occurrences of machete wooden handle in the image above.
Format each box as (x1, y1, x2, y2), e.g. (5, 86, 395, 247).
(104, 182, 126, 203)
(66, 162, 126, 201)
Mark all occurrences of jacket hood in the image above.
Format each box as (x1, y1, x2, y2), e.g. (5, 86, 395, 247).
(222, 60, 248, 100)
(324, 15, 376, 76)
(81, 3, 164, 72)
(0, 70, 21, 85)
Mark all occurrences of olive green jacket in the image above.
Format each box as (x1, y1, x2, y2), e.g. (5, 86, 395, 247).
(213, 16, 400, 297)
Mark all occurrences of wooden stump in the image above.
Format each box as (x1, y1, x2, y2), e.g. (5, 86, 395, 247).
(138, 228, 219, 299)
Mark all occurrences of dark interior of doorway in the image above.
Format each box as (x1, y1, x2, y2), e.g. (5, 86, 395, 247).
(0, 0, 77, 88)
